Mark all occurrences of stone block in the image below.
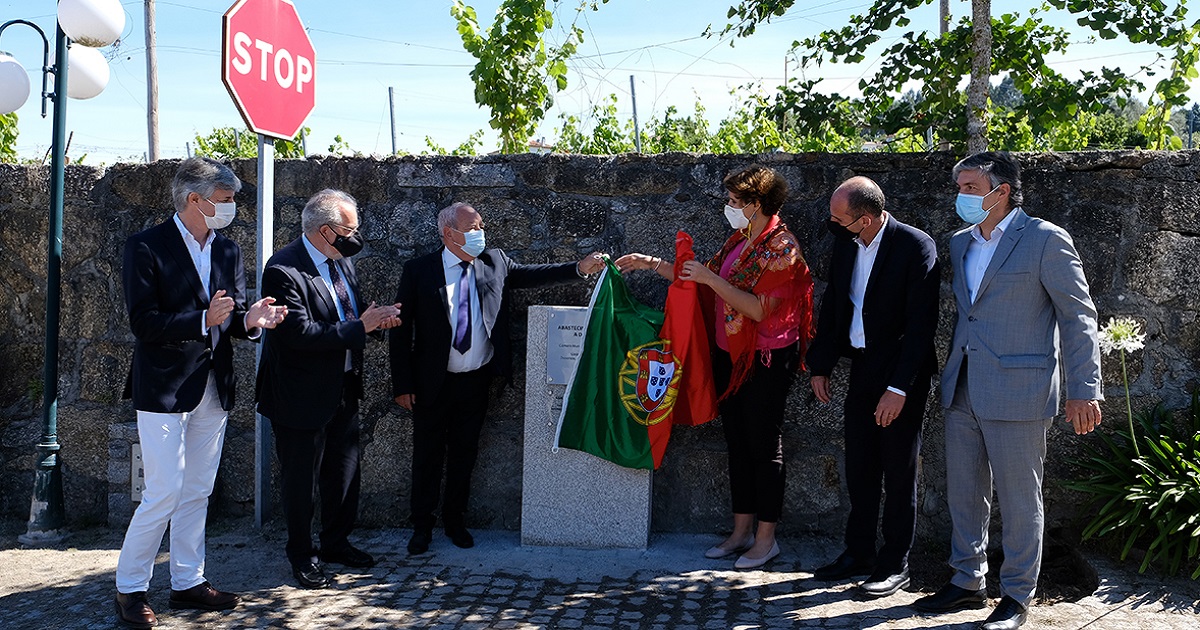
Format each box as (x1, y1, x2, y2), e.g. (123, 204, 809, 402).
(521, 306, 651, 549)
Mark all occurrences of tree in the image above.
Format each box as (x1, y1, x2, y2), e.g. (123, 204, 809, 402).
(719, 0, 1198, 150)
(0, 112, 17, 163)
(966, 0, 992, 152)
(451, 0, 608, 154)
(193, 127, 309, 160)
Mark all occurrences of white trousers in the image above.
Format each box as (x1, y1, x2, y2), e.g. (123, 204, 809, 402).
(115, 373, 227, 593)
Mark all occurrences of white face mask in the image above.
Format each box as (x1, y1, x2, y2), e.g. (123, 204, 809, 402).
(201, 198, 236, 230)
(724, 204, 752, 231)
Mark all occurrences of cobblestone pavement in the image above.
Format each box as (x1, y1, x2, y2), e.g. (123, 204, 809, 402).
(1, 521, 1196, 629)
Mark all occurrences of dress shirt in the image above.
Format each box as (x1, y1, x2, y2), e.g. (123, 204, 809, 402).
(964, 207, 1019, 303)
(173, 214, 217, 343)
(303, 234, 357, 371)
(847, 213, 905, 397)
(442, 248, 493, 373)
(849, 212, 887, 349)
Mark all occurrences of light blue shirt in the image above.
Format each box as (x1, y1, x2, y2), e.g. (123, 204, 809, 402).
(965, 207, 1019, 304)
(304, 234, 357, 371)
(442, 248, 493, 373)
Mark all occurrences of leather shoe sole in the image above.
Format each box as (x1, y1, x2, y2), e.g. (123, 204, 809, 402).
(168, 581, 240, 611)
(114, 593, 158, 629)
(291, 563, 331, 589)
(912, 584, 988, 613)
(858, 571, 910, 598)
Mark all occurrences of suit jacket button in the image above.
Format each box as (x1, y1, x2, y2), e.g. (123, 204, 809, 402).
(968, 316, 976, 321)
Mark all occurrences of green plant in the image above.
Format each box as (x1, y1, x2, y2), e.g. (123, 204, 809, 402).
(0, 111, 18, 162)
(1067, 394, 1200, 579)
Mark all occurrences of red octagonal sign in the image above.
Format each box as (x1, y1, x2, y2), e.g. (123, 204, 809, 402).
(222, 0, 316, 140)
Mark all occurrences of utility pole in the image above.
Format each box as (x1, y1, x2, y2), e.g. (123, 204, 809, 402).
(1189, 104, 1196, 150)
(388, 86, 398, 156)
(938, 0, 952, 150)
(144, 0, 159, 162)
(630, 75, 641, 153)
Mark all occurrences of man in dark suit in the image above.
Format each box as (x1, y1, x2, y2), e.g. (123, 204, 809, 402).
(256, 189, 401, 589)
(116, 157, 287, 628)
(390, 202, 605, 554)
(807, 176, 940, 597)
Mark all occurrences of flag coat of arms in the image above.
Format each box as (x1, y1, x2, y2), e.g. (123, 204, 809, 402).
(555, 236, 717, 470)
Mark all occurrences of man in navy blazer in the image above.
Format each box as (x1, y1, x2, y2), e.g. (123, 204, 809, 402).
(913, 152, 1102, 630)
(389, 202, 605, 555)
(116, 157, 286, 629)
(807, 176, 940, 597)
(256, 189, 401, 589)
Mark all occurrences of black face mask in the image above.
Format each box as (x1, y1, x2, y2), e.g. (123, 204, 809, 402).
(826, 218, 863, 241)
(324, 228, 365, 258)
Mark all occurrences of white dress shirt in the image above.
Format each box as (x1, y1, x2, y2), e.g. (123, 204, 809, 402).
(849, 212, 887, 350)
(442, 248, 493, 373)
(847, 213, 905, 397)
(964, 208, 1019, 303)
(173, 214, 216, 342)
(304, 234, 358, 371)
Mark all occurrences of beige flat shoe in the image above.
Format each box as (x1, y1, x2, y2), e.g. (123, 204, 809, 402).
(704, 535, 755, 559)
(734, 540, 780, 569)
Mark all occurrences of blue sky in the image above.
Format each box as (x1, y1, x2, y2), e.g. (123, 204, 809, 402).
(2, 0, 1197, 164)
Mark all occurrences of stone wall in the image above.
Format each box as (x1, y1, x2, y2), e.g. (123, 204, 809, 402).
(1, 151, 1197, 541)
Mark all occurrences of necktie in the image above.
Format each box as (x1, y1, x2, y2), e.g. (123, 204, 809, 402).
(327, 259, 362, 372)
(454, 261, 472, 353)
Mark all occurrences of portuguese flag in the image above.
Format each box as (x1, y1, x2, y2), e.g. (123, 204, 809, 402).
(555, 234, 717, 470)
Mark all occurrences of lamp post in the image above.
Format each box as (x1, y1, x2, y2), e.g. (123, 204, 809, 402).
(0, 0, 123, 545)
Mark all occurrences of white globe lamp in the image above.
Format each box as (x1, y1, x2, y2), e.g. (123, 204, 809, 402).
(58, 0, 125, 48)
(0, 51, 31, 114)
(65, 45, 109, 99)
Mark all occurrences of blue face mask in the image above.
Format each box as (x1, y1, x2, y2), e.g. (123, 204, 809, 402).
(459, 228, 486, 258)
(955, 184, 1002, 225)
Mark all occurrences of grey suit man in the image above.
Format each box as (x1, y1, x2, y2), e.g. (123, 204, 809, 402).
(912, 152, 1102, 630)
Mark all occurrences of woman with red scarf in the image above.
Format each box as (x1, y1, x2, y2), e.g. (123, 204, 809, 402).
(617, 164, 813, 569)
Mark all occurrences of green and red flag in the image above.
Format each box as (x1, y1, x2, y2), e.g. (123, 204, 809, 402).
(555, 234, 717, 470)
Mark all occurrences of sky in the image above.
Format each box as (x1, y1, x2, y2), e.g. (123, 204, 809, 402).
(2, 0, 1197, 164)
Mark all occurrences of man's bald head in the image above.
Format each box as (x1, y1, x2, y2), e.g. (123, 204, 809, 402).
(832, 176, 886, 219)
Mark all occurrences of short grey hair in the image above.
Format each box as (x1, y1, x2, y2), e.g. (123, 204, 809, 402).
(952, 151, 1024, 207)
(171, 157, 241, 212)
(302, 189, 357, 234)
(437, 202, 474, 233)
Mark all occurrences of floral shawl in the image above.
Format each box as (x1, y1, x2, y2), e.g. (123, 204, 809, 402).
(704, 214, 814, 400)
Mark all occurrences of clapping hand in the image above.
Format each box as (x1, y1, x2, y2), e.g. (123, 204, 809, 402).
(206, 289, 235, 328)
(246, 297, 288, 330)
(361, 302, 402, 332)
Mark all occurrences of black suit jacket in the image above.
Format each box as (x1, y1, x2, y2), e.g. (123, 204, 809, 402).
(122, 219, 253, 413)
(256, 236, 368, 430)
(807, 216, 940, 393)
(389, 247, 581, 401)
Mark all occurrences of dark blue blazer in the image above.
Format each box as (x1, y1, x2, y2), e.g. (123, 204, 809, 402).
(255, 236, 368, 430)
(389, 247, 580, 401)
(807, 216, 941, 393)
(122, 219, 253, 413)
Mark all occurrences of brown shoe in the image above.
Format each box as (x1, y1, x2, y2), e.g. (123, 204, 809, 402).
(168, 581, 240, 611)
(115, 591, 158, 628)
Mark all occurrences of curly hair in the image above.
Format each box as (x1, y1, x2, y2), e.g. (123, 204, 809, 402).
(723, 164, 789, 216)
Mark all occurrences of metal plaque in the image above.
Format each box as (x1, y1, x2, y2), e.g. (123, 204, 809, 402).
(546, 307, 588, 384)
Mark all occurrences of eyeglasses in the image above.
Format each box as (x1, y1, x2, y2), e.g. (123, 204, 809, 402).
(325, 222, 360, 237)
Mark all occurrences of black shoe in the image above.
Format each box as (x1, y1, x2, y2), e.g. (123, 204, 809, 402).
(858, 568, 910, 598)
(813, 552, 875, 581)
(445, 526, 475, 549)
(319, 544, 376, 568)
(980, 596, 1028, 630)
(912, 582, 988, 613)
(407, 528, 432, 555)
(291, 562, 331, 589)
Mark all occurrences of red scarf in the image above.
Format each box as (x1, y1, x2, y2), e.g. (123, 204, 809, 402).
(703, 215, 813, 400)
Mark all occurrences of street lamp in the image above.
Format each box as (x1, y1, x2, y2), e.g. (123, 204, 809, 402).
(0, 0, 124, 545)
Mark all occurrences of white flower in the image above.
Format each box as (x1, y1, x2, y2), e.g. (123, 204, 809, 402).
(1098, 317, 1147, 356)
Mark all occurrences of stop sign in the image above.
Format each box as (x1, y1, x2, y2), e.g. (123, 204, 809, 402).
(221, 0, 316, 140)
